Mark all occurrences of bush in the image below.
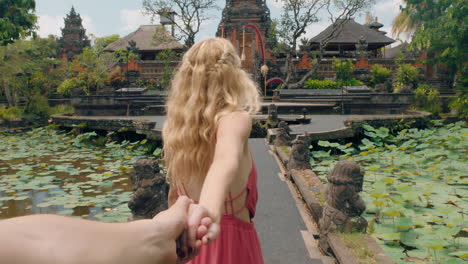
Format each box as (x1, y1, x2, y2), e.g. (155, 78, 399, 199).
(23, 93, 51, 123)
(338, 79, 364, 87)
(304, 79, 364, 89)
(50, 104, 75, 115)
(0, 106, 23, 121)
(370, 64, 392, 85)
(333, 59, 354, 80)
(413, 84, 441, 114)
(304, 79, 340, 89)
(449, 95, 468, 119)
(58, 78, 85, 96)
(394, 64, 419, 89)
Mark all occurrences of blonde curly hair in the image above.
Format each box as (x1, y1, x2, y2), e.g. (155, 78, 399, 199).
(162, 37, 261, 186)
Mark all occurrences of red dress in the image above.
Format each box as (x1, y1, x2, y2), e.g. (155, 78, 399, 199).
(181, 159, 264, 264)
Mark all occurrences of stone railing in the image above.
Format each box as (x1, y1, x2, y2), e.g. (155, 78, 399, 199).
(273, 125, 394, 264)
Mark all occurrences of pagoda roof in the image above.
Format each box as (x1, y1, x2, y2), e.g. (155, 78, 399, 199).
(309, 19, 395, 45)
(104, 25, 183, 52)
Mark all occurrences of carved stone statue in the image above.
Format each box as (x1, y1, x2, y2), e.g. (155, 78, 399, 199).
(275, 121, 291, 146)
(319, 161, 367, 249)
(288, 134, 311, 170)
(268, 104, 278, 121)
(128, 159, 169, 219)
(355, 36, 368, 58)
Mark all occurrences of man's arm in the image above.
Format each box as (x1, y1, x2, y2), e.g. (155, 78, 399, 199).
(0, 196, 193, 264)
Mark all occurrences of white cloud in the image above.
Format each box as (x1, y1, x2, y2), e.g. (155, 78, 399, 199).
(81, 15, 98, 37)
(37, 14, 97, 38)
(37, 15, 63, 37)
(267, 0, 284, 10)
(304, 21, 330, 40)
(120, 9, 154, 35)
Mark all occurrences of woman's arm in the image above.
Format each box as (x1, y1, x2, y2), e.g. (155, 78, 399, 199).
(187, 111, 252, 245)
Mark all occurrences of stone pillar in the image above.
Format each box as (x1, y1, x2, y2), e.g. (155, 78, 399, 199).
(288, 134, 311, 170)
(128, 159, 169, 219)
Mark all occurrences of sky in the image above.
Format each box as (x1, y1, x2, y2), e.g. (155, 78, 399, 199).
(36, 0, 406, 45)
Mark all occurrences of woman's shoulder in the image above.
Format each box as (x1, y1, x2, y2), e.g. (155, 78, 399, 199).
(217, 111, 252, 138)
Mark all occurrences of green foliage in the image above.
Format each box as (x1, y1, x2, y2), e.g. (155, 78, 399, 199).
(57, 78, 83, 95)
(304, 79, 363, 89)
(50, 104, 75, 115)
(0, 0, 37, 45)
(311, 122, 468, 263)
(23, 92, 51, 122)
(0, 105, 23, 121)
(394, 63, 419, 91)
(304, 79, 340, 89)
(0, 36, 62, 106)
(370, 64, 392, 86)
(157, 49, 177, 89)
(413, 84, 441, 114)
(449, 65, 468, 120)
(333, 59, 354, 81)
(93, 34, 120, 52)
(450, 96, 468, 120)
(404, 0, 466, 80)
(58, 47, 119, 95)
(339, 79, 364, 87)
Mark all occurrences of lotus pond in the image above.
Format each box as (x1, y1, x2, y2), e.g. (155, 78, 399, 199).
(310, 121, 468, 263)
(0, 127, 155, 222)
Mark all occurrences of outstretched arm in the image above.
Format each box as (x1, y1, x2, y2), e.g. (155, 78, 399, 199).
(187, 111, 252, 246)
(0, 196, 193, 264)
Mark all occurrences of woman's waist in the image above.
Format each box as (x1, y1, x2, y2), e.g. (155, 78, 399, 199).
(220, 215, 256, 230)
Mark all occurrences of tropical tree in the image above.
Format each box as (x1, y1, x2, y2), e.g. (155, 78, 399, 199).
(397, 0, 467, 85)
(274, 0, 375, 88)
(0, 0, 37, 45)
(58, 47, 120, 95)
(142, 0, 218, 47)
(93, 34, 120, 53)
(0, 36, 61, 106)
(391, 1, 418, 38)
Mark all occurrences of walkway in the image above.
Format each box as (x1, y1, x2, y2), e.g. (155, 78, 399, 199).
(250, 139, 322, 264)
(290, 114, 399, 134)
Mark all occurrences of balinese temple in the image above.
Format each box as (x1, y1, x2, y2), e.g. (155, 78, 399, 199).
(58, 7, 91, 61)
(104, 25, 184, 81)
(216, 0, 275, 73)
(307, 18, 395, 58)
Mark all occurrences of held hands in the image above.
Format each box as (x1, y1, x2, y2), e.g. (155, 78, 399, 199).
(176, 203, 221, 263)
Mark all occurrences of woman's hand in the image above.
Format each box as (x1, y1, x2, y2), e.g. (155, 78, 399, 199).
(175, 203, 218, 263)
(187, 204, 220, 247)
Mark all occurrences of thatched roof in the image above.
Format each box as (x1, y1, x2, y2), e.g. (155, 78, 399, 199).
(104, 25, 183, 52)
(309, 19, 395, 45)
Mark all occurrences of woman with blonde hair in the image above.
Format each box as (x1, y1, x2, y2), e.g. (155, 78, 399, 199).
(163, 37, 264, 263)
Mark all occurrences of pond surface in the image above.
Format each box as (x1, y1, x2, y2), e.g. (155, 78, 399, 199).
(0, 127, 153, 222)
(310, 121, 468, 263)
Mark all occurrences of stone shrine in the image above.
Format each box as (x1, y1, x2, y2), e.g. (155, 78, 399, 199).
(58, 7, 91, 61)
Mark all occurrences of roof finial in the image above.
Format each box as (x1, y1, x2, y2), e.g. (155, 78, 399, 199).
(365, 12, 371, 25)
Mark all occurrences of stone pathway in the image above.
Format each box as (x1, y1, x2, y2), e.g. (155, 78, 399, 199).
(250, 139, 323, 264)
(289, 114, 398, 134)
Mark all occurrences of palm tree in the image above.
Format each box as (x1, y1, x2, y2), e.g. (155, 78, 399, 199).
(391, 1, 418, 38)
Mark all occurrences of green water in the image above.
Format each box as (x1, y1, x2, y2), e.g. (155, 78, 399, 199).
(0, 127, 152, 222)
(310, 121, 468, 263)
